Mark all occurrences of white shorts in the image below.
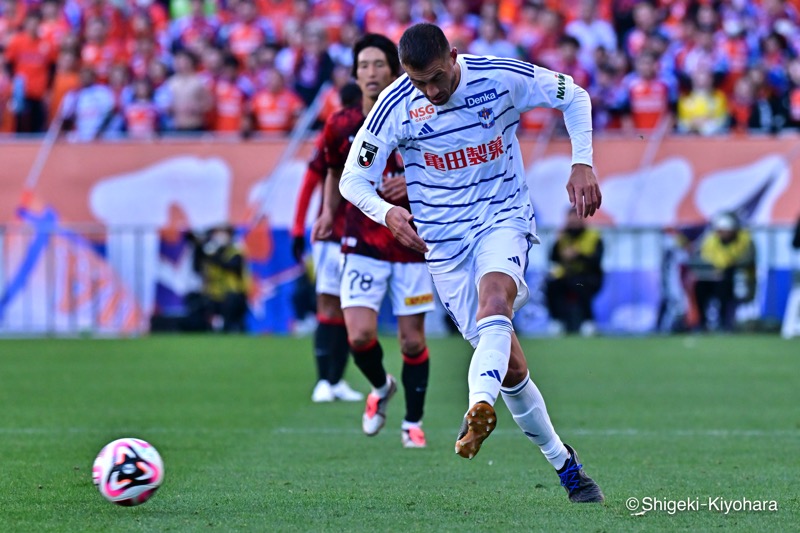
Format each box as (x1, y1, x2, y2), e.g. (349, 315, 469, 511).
(431, 228, 535, 345)
(312, 241, 342, 297)
(340, 254, 435, 316)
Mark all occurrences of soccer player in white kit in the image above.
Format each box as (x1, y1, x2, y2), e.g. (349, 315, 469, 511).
(340, 23, 604, 502)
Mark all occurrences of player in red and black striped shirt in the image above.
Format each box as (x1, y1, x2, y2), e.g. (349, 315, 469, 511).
(313, 34, 434, 448)
(292, 84, 363, 404)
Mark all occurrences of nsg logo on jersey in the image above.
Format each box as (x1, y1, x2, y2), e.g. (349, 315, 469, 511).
(409, 104, 437, 123)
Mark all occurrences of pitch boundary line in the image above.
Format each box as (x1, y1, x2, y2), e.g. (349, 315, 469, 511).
(1, 427, 798, 438)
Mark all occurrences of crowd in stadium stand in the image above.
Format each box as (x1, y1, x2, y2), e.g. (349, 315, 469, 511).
(1, 0, 799, 139)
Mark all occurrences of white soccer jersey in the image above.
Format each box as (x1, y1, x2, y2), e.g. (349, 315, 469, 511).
(341, 54, 592, 273)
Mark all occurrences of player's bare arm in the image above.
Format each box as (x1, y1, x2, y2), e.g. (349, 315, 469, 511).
(312, 167, 344, 242)
(385, 206, 428, 254)
(567, 163, 602, 219)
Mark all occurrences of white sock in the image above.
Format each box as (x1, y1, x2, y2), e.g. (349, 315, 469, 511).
(401, 420, 422, 430)
(374, 376, 391, 397)
(467, 315, 513, 406)
(501, 372, 570, 470)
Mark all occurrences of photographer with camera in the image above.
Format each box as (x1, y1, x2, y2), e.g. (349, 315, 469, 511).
(189, 225, 249, 333)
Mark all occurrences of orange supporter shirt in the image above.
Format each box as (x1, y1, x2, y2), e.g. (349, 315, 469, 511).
(81, 42, 124, 83)
(628, 79, 670, 130)
(363, 4, 392, 34)
(5, 33, 55, 100)
(728, 99, 750, 133)
(312, 0, 352, 43)
(386, 21, 412, 45)
(252, 88, 304, 133)
(0, 71, 13, 133)
(143, 3, 169, 34)
(227, 23, 266, 64)
(498, 0, 522, 25)
(40, 19, 72, 49)
(720, 38, 750, 94)
(124, 101, 159, 139)
(214, 79, 246, 132)
(440, 21, 476, 48)
(788, 87, 800, 123)
(317, 85, 342, 124)
(257, 0, 293, 19)
(82, 5, 128, 43)
(544, 0, 612, 22)
(49, 71, 80, 120)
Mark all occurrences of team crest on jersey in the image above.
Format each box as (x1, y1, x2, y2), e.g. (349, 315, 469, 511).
(357, 141, 378, 168)
(477, 107, 495, 129)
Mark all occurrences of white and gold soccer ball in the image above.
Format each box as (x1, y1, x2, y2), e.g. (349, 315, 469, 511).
(93, 438, 164, 506)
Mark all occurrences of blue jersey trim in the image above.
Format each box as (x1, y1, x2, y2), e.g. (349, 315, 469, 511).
(410, 186, 519, 208)
(464, 57, 537, 77)
(503, 120, 520, 134)
(468, 205, 523, 230)
(372, 84, 416, 135)
(423, 235, 465, 244)
(466, 77, 489, 86)
(406, 170, 509, 191)
(367, 78, 410, 132)
(414, 215, 479, 225)
(466, 65, 536, 79)
(367, 79, 413, 134)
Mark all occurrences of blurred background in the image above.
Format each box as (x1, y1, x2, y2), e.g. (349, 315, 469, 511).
(1, 0, 799, 338)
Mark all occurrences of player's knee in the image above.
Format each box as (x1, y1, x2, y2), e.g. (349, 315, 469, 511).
(316, 294, 343, 320)
(348, 328, 378, 350)
(399, 335, 425, 356)
(478, 294, 513, 319)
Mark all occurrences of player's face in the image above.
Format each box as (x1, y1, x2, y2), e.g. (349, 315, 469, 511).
(404, 48, 459, 106)
(356, 47, 396, 100)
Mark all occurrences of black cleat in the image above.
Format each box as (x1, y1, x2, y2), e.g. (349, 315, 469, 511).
(557, 443, 605, 503)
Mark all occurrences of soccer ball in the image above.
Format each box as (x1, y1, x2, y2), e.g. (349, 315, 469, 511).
(93, 438, 164, 506)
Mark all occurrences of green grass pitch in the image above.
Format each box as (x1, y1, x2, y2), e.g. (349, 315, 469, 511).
(1, 334, 798, 532)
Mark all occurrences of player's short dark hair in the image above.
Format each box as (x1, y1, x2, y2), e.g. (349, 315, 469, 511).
(351, 34, 401, 78)
(339, 82, 362, 108)
(398, 23, 450, 71)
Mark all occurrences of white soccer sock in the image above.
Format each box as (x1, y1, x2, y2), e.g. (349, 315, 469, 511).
(467, 315, 513, 406)
(374, 376, 392, 398)
(401, 420, 422, 430)
(501, 372, 570, 470)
